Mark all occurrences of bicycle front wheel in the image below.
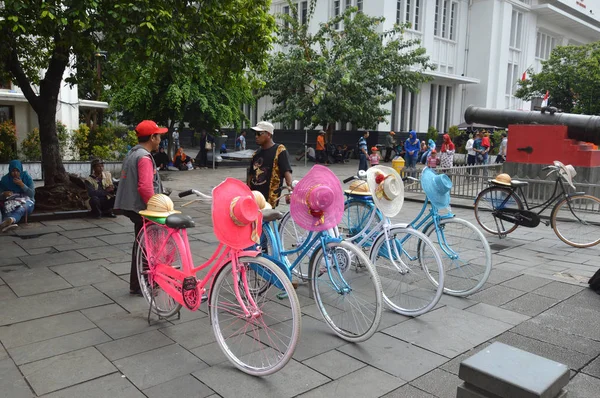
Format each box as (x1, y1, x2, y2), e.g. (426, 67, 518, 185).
(552, 194, 600, 248)
(474, 186, 523, 236)
(278, 211, 312, 280)
(423, 218, 492, 297)
(370, 227, 444, 316)
(136, 224, 183, 318)
(309, 240, 382, 342)
(339, 200, 381, 243)
(210, 256, 301, 376)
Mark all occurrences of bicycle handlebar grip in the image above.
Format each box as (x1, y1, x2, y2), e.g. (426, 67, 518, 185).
(178, 189, 194, 198)
(343, 176, 356, 184)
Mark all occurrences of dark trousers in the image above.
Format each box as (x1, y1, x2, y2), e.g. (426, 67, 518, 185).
(359, 154, 368, 171)
(89, 196, 115, 216)
(196, 149, 208, 167)
(384, 147, 394, 162)
(316, 150, 326, 164)
(124, 210, 143, 292)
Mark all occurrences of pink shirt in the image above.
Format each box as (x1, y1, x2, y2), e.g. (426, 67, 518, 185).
(369, 154, 379, 165)
(137, 156, 156, 204)
(427, 156, 438, 168)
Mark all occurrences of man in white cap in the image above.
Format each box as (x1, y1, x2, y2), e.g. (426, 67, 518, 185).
(247, 121, 293, 208)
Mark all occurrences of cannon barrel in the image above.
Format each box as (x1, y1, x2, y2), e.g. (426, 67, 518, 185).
(464, 106, 600, 143)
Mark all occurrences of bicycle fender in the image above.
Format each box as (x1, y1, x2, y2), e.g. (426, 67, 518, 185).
(566, 192, 586, 197)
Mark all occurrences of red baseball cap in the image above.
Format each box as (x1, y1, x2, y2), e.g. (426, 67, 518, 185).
(135, 120, 168, 137)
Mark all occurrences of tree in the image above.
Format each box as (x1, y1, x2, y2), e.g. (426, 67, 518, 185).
(261, 1, 433, 142)
(516, 42, 600, 115)
(0, 0, 274, 208)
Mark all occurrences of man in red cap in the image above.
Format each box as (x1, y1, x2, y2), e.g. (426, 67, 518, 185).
(115, 120, 167, 295)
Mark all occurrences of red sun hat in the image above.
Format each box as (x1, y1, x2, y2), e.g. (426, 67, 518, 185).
(212, 178, 263, 249)
(135, 120, 169, 137)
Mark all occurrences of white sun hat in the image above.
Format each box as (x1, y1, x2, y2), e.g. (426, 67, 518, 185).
(553, 160, 577, 189)
(366, 165, 404, 217)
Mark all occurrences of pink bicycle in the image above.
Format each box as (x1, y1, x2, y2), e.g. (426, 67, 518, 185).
(135, 178, 301, 376)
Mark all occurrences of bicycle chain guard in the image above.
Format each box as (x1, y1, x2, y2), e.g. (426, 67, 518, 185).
(182, 276, 202, 310)
(494, 208, 540, 228)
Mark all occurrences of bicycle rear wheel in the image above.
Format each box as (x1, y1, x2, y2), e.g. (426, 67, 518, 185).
(308, 240, 382, 342)
(423, 218, 492, 297)
(474, 186, 523, 236)
(370, 226, 444, 316)
(210, 256, 301, 376)
(339, 201, 381, 243)
(552, 194, 600, 248)
(136, 224, 183, 318)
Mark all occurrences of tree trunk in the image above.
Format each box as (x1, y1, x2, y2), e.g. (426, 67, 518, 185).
(38, 107, 69, 185)
(326, 122, 335, 145)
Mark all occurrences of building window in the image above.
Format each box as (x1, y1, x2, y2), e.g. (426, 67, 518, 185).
(505, 62, 519, 96)
(0, 105, 14, 123)
(434, 0, 458, 40)
(535, 31, 557, 60)
(345, 0, 352, 9)
(396, 0, 421, 31)
(509, 10, 523, 50)
(357, 0, 363, 12)
(301, 1, 308, 25)
(334, 0, 341, 29)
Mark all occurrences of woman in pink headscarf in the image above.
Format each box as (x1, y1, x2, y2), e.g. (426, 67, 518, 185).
(440, 134, 455, 169)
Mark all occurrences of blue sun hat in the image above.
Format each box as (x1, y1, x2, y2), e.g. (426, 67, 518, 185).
(420, 167, 452, 210)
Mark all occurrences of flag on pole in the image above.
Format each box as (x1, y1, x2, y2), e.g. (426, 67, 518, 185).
(542, 90, 550, 107)
(521, 71, 527, 81)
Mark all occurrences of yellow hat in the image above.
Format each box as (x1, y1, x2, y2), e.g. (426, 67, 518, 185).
(139, 194, 182, 217)
(344, 179, 371, 196)
(491, 173, 512, 186)
(252, 190, 272, 210)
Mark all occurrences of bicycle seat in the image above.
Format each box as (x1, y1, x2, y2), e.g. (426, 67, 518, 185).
(510, 180, 528, 187)
(165, 214, 195, 229)
(262, 209, 284, 222)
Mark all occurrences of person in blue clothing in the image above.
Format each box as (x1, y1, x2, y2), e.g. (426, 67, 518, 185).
(420, 138, 436, 164)
(0, 160, 35, 232)
(404, 130, 420, 172)
(358, 131, 369, 171)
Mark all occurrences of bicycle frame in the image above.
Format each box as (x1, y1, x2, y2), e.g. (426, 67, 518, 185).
(140, 218, 262, 317)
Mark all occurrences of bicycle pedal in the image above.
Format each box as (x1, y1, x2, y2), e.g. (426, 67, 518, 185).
(201, 294, 208, 303)
(183, 276, 197, 291)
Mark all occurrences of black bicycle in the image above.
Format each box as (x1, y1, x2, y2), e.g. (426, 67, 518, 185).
(473, 161, 600, 248)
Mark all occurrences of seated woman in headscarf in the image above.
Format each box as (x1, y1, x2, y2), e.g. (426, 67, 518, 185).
(173, 147, 192, 170)
(0, 160, 35, 232)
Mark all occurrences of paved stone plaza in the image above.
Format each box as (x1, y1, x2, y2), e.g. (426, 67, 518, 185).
(1, 160, 600, 398)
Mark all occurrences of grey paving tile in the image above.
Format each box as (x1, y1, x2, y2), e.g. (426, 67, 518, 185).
(158, 319, 214, 350)
(19, 347, 117, 396)
(193, 359, 329, 398)
(92, 278, 151, 314)
(0, 257, 25, 267)
(77, 245, 128, 260)
(51, 259, 122, 286)
(41, 218, 97, 231)
(302, 349, 366, 379)
(143, 375, 214, 398)
(82, 304, 165, 339)
(511, 319, 600, 356)
(582, 356, 600, 379)
(8, 328, 111, 365)
(411, 368, 464, 398)
(0, 266, 71, 297)
(15, 232, 74, 250)
(53, 236, 110, 252)
(59, 227, 114, 239)
(2, 242, 28, 258)
(465, 303, 530, 326)
(500, 274, 552, 292)
(435, 294, 478, 311)
(0, 359, 34, 397)
(468, 285, 527, 306)
(500, 293, 560, 317)
(494, 332, 595, 371)
(338, 332, 447, 381)
(0, 284, 17, 300)
(97, 330, 174, 361)
(19, 250, 87, 268)
(14, 224, 64, 236)
(114, 344, 207, 390)
(189, 341, 232, 366)
(568, 372, 600, 398)
(0, 311, 96, 348)
(562, 289, 600, 313)
(103, 261, 130, 276)
(535, 302, 600, 341)
(289, 315, 349, 361)
(383, 306, 512, 359)
(0, 343, 7, 360)
(98, 233, 135, 245)
(439, 343, 492, 376)
(298, 366, 404, 398)
(381, 384, 436, 398)
(42, 373, 145, 398)
(0, 286, 112, 327)
(25, 247, 58, 255)
(532, 281, 584, 300)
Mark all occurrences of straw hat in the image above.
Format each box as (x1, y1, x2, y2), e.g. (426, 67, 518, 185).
(212, 178, 263, 249)
(290, 165, 344, 232)
(252, 190, 272, 210)
(344, 179, 371, 196)
(366, 165, 404, 217)
(420, 167, 452, 210)
(491, 173, 512, 186)
(554, 161, 577, 189)
(139, 194, 181, 218)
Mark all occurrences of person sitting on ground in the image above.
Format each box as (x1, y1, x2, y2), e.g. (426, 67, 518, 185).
(369, 147, 380, 167)
(85, 159, 116, 219)
(152, 147, 169, 170)
(333, 145, 344, 163)
(0, 160, 35, 232)
(342, 144, 352, 161)
(173, 146, 192, 170)
(296, 145, 316, 162)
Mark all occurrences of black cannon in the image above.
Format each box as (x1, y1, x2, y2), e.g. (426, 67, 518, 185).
(464, 105, 600, 145)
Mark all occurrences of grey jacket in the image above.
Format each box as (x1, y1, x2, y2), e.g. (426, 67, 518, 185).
(114, 145, 162, 212)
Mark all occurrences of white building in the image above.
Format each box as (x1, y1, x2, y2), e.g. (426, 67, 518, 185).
(252, 0, 600, 134)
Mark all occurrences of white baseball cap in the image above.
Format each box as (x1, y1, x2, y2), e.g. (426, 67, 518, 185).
(251, 121, 274, 135)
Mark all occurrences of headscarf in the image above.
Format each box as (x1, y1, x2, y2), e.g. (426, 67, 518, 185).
(1, 160, 34, 193)
(442, 134, 455, 151)
(409, 130, 417, 142)
(428, 139, 436, 150)
(173, 147, 186, 162)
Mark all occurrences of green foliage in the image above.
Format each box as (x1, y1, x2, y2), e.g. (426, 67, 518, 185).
(262, 1, 434, 131)
(20, 128, 42, 161)
(72, 124, 91, 160)
(426, 126, 438, 143)
(0, 121, 18, 162)
(56, 121, 69, 158)
(491, 129, 505, 155)
(71, 123, 135, 161)
(516, 42, 600, 115)
(448, 125, 460, 141)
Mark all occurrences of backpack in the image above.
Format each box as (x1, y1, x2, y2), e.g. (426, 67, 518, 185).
(589, 268, 600, 294)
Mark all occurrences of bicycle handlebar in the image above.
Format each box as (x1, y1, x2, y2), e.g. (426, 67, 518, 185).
(179, 189, 194, 198)
(343, 176, 356, 184)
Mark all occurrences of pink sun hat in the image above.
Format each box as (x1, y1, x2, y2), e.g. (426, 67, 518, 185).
(290, 165, 344, 232)
(212, 178, 263, 249)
